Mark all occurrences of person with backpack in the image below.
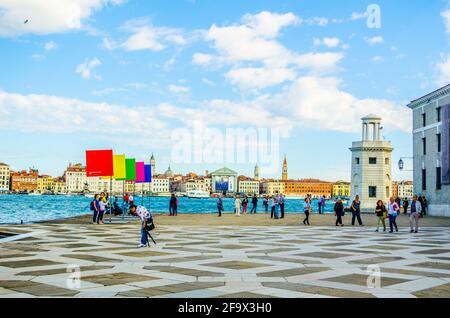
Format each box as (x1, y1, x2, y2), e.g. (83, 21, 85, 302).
(388, 197, 400, 233)
(375, 200, 387, 232)
(90, 194, 100, 224)
(351, 195, 364, 226)
(217, 195, 224, 217)
(169, 194, 177, 216)
(129, 204, 153, 248)
(334, 199, 344, 227)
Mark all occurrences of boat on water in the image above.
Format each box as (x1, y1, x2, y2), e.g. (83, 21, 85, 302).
(28, 192, 42, 196)
(187, 190, 210, 199)
(84, 194, 95, 198)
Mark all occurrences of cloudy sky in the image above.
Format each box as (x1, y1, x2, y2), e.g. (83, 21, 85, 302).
(0, 0, 448, 180)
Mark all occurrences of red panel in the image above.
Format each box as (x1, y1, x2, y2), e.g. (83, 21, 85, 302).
(86, 150, 113, 177)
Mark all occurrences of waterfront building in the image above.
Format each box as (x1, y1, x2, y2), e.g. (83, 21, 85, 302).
(151, 176, 170, 194)
(397, 181, 414, 200)
(211, 167, 238, 195)
(37, 175, 53, 194)
(284, 179, 333, 198)
(260, 180, 285, 196)
(51, 177, 66, 194)
(11, 169, 39, 193)
(64, 163, 87, 194)
(237, 176, 260, 195)
(164, 166, 175, 178)
(332, 181, 351, 198)
(350, 115, 393, 211)
(150, 154, 156, 177)
(282, 155, 288, 181)
(392, 181, 399, 198)
(407, 85, 450, 216)
(0, 162, 10, 192)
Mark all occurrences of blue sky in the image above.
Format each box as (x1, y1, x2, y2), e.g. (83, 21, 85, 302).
(0, 0, 449, 181)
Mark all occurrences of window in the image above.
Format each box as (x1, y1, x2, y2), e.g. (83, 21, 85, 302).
(369, 186, 377, 198)
(437, 107, 441, 122)
(385, 158, 389, 165)
(437, 134, 441, 153)
(369, 157, 377, 165)
(422, 113, 426, 127)
(437, 167, 442, 190)
(355, 157, 360, 164)
(386, 186, 390, 197)
(422, 137, 427, 155)
(422, 169, 427, 191)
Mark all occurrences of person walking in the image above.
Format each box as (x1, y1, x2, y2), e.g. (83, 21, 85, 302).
(91, 194, 100, 224)
(235, 195, 241, 217)
(303, 198, 311, 225)
(98, 193, 107, 224)
(318, 196, 326, 214)
(422, 196, 428, 216)
(263, 196, 269, 213)
(388, 197, 400, 233)
(351, 195, 364, 226)
(242, 196, 249, 214)
(270, 196, 276, 218)
(279, 194, 285, 219)
(128, 193, 134, 206)
(375, 200, 387, 232)
(402, 198, 409, 214)
(273, 193, 280, 219)
(169, 194, 177, 216)
(410, 195, 422, 233)
(129, 204, 152, 248)
(334, 199, 344, 227)
(217, 195, 224, 217)
(174, 195, 179, 216)
(250, 195, 258, 214)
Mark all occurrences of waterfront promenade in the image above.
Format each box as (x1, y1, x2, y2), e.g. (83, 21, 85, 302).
(0, 214, 449, 298)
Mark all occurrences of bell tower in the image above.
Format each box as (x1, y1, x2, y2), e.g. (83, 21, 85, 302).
(282, 155, 288, 181)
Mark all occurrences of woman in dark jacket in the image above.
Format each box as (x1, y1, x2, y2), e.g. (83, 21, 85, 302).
(334, 199, 344, 227)
(375, 200, 387, 232)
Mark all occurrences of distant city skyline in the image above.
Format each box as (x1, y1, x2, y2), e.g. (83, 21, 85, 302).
(1, 0, 447, 181)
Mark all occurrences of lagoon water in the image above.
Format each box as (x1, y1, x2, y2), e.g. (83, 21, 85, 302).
(0, 195, 346, 224)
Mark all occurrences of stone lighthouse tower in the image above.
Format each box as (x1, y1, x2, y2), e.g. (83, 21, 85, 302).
(350, 115, 393, 211)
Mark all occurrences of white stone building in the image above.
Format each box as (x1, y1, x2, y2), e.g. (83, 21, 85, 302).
(238, 178, 260, 195)
(0, 162, 10, 192)
(259, 180, 285, 195)
(64, 164, 87, 193)
(398, 181, 414, 200)
(350, 115, 393, 210)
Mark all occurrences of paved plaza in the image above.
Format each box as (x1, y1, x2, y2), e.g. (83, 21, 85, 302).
(0, 220, 449, 298)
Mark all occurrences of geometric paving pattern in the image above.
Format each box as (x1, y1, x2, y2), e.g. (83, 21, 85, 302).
(0, 223, 449, 298)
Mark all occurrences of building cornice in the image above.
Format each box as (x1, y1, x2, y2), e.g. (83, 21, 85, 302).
(407, 84, 450, 109)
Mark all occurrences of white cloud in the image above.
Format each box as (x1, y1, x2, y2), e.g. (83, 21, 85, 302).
(75, 58, 102, 80)
(365, 36, 384, 46)
(304, 17, 328, 27)
(226, 67, 296, 90)
(44, 40, 57, 51)
(192, 53, 214, 65)
(372, 56, 384, 63)
(0, 0, 124, 37)
(313, 37, 341, 48)
(435, 53, 450, 86)
(168, 84, 190, 94)
(442, 10, 450, 34)
(202, 78, 215, 86)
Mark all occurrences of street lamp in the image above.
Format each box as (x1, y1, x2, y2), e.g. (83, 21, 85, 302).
(398, 157, 413, 171)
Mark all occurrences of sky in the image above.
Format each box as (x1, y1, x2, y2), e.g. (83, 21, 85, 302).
(0, 0, 449, 181)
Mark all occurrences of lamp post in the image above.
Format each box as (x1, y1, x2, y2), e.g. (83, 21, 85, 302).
(398, 157, 414, 172)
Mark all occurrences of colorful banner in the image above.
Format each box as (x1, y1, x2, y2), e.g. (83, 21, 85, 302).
(113, 154, 126, 180)
(86, 150, 113, 177)
(125, 159, 136, 181)
(136, 162, 145, 183)
(144, 164, 152, 183)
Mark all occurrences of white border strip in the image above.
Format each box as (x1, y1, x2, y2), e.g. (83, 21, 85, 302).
(0, 230, 48, 243)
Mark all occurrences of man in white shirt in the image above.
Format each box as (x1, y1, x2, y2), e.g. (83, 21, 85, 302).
(129, 205, 152, 248)
(410, 195, 422, 233)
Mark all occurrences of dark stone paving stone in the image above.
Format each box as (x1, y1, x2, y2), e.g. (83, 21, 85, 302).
(262, 282, 375, 298)
(118, 282, 225, 297)
(17, 265, 114, 277)
(0, 280, 78, 296)
(53, 243, 97, 249)
(247, 255, 321, 265)
(430, 256, 450, 261)
(413, 283, 450, 298)
(378, 267, 450, 279)
(0, 259, 62, 268)
(0, 280, 37, 288)
(219, 292, 277, 298)
(145, 266, 224, 277)
(413, 249, 450, 255)
(151, 255, 218, 263)
(252, 247, 299, 254)
(61, 254, 119, 263)
(323, 274, 408, 287)
(348, 256, 404, 265)
(410, 262, 450, 271)
(83, 272, 160, 286)
(417, 240, 450, 245)
(212, 244, 254, 250)
(0, 253, 34, 259)
(116, 250, 171, 257)
(297, 252, 353, 259)
(361, 245, 408, 251)
(205, 261, 269, 270)
(163, 247, 221, 254)
(258, 267, 329, 278)
(278, 240, 316, 244)
(73, 246, 137, 253)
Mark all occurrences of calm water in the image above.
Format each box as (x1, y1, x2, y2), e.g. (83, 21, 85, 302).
(0, 195, 346, 224)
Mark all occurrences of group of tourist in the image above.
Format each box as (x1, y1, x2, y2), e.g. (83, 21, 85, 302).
(230, 193, 287, 219)
(89, 192, 109, 224)
(333, 195, 425, 233)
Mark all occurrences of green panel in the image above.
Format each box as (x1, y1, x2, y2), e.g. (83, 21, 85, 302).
(125, 159, 136, 181)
